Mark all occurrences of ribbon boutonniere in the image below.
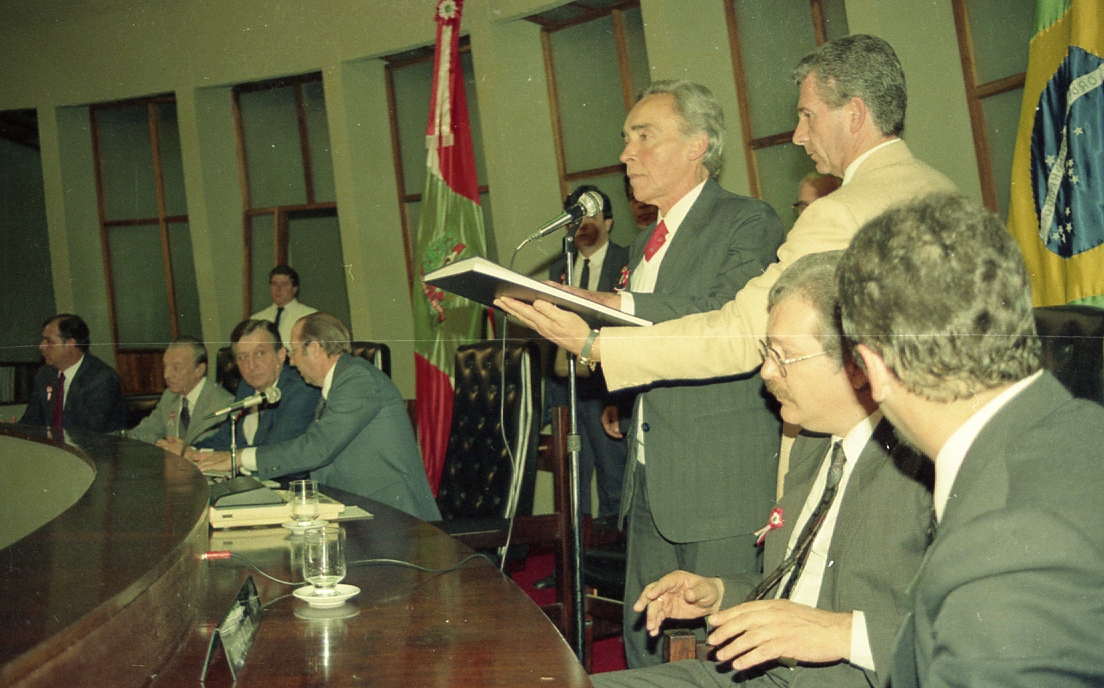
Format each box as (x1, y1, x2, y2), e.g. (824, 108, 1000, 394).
(46, 384, 54, 401)
(616, 265, 631, 290)
(754, 507, 785, 546)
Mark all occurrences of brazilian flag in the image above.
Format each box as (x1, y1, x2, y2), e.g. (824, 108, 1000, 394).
(1008, 0, 1104, 306)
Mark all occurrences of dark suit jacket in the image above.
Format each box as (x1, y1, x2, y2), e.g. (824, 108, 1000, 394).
(548, 241, 631, 401)
(717, 421, 933, 686)
(620, 178, 784, 543)
(21, 354, 125, 433)
(255, 354, 441, 521)
(193, 364, 320, 451)
(891, 372, 1104, 688)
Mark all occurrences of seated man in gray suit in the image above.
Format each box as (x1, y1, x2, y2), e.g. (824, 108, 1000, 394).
(837, 194, 1104, 687)
(126, 336, 233, 446)
(160, 320, 320, 470)
(594, 252, 933, 687)
(195, 313, 441, 522)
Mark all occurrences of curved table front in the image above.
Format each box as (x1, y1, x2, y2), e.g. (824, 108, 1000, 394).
(0, 426, 591, 687)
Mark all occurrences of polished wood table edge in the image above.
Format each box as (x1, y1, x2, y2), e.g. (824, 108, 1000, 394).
(0, 425, 210, 687)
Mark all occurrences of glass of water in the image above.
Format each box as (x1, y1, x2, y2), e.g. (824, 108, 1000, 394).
(289, 479, 320, 527)
(303, 524, 346, 596)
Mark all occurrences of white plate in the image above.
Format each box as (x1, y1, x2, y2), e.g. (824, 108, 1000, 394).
(281, 519, 329, 534)
(294, 583, 360, 608)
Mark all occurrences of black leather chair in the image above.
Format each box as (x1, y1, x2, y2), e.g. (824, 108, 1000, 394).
(216, 346, 241, 395)
(435, 340, 540, 525)
(350, 341, 391, 378)
(1034, 304, 1104, 404)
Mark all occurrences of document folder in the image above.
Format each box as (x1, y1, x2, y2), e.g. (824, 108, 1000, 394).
(423, 256, 652, 328)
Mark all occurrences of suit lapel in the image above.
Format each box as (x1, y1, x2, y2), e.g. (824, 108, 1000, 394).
(651, 181, 718, 292)
(766, 433, 830, 571)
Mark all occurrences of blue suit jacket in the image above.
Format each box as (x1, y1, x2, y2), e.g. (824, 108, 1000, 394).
(193, 364, 319, 450)
(21, 353, 126, 433)
(254, 354, 441, 521)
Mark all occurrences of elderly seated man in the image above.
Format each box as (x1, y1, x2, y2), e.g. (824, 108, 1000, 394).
(126, 336, 233, 446)
(594, 252, 933, 687)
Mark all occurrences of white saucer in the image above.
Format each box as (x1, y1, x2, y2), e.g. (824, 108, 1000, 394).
(282, 519, 329, 534)
(294, 583, 360, 608)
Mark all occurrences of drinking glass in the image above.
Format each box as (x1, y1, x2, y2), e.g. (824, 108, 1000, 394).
(289, 479, 320, 527)
(303, 524, 346, 596)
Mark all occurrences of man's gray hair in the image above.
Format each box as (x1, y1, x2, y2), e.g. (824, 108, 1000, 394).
(768, 251, 845, 365)
(297, 312, 352, 357)
(838, 193, 1041, 402)
(168, 335, 208, 368)
(793, 34, 907, 137)
(640, 80, 725, 177)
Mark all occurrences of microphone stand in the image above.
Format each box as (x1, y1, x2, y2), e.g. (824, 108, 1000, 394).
(561, 227, 587, 664)
(229, 409, 243, 479)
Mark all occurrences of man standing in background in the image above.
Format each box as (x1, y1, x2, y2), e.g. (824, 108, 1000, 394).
(252, 264, 317, 349)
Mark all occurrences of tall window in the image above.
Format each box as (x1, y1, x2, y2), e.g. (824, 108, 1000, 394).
(531, 0, 649, 248)
(724, 0, 848, 231)
(384, 40, 493, 292)
(232, 73, 350, 325)
(90, 96, 200, 394)
(952, 0, 1034, 218)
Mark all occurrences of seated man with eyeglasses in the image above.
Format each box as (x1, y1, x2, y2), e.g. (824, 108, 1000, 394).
(158, 320, 320, 479)
(593, 252, 933, 688)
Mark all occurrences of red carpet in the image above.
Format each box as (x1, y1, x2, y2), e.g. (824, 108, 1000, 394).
(511, 552, 627, 674)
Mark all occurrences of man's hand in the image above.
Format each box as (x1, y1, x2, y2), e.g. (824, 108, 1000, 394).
(634, 571, 725, 636)
(156, 436, 187, 455)
(705, 599, 852, 670)
(494, 296, 598, 358)
(601, 405, 623, 439)
(194, 451, 232, 473)
(552, 283, 623, 311)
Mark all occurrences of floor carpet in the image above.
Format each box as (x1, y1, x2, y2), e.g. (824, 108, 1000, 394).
(510, 551, 628, 674)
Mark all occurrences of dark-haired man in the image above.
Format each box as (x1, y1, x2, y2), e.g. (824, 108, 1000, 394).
(18, 314, 125, 433)
(194, 313, 440, 521)
(547, 184, 631, 518)
(252, 264, 317, 348)
(837, 194, 1104, 687)
(127, 336, 233, 446)
(593, 252, 932, 688)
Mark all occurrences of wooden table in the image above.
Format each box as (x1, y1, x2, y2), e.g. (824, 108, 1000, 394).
(0, 426, 591, 687)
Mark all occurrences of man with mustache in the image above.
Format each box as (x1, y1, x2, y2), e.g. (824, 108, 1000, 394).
(593, 252, 932, 687)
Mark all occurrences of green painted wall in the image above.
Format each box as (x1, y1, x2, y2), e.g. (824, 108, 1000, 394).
(0, 0, 990, 396)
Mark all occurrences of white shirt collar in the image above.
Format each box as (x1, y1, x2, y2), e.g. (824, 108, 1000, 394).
(183, 376, 206, 408)
(656, 179, 707, 236)
(321, 359, 338, 399)
(842, 138, 901, 186)
(932, 370, 1042, 519)
(574, 241, 608, 290)
(60, 354, 83, 381)
(839, 410, 883, 461)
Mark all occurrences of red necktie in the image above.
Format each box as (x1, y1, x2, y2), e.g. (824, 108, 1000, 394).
(643, 220, 669, 261)
(52, 372, 65, 428)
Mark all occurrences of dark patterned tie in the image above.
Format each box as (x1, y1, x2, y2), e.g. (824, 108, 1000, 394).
(274, 306, 285, 333)
(51, 372, 65, 428)
(179, 397, 190, 438)
(745, 441, 848, 602)
(314, 396, 326, 421)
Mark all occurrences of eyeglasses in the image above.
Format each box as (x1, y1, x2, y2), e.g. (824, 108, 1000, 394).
(791, 201, 809, 217)
(286, 341, 309, 358)
(758, 339, 827, 377)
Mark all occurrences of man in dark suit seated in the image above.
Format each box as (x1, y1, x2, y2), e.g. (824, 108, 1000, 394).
(593, 252, 933, 687)
(126, 336, 233, 446)
(194, 313, 440, 522)
(546, 184, 632, 519)
(837, 194, 1104, 687)
(15, 314, 125, 433)
(158, 320, 319, 467)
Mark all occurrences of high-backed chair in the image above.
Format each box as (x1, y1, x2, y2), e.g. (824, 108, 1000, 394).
(435, 340, 540, 525)
(1034, 304, 1104, 404)
(216, 346, 241, 395)
(350, 341, 392, 378)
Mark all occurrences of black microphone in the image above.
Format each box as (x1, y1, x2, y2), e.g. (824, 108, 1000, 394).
(210, 386, 282, 417)
(517, 190, 603, 247)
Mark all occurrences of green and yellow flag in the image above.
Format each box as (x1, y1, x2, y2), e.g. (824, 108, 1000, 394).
(1008, 0, 1104, 306)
